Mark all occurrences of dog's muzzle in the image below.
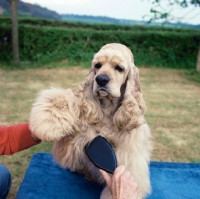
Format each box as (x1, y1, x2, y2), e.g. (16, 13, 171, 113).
(95, 75, 110, 97)
(95, 75, 110, 87)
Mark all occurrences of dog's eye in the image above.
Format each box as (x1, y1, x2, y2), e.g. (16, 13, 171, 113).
(115, 65, 123, 72)
(94, 63, 102, 69)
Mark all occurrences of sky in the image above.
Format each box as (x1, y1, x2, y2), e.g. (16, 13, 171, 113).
(23, 0, 200, 25)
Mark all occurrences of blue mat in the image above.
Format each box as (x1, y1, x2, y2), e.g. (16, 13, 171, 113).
(16, 153, 200, 199)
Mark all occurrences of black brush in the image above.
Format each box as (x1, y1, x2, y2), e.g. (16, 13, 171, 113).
(85, 136, 117, 174)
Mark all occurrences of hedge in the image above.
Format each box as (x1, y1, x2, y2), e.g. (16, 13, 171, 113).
(1, 16, 199, 32)
(0, 24, 200, 69)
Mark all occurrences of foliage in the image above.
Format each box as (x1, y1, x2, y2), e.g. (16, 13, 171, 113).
(146, 0, 200, 23)
(1, 16, 200, 30)
(149, 0, 200, 7)
(145, 0, 200, 71)
(1, 0, 199, 27)
(0, 22, 200, 69)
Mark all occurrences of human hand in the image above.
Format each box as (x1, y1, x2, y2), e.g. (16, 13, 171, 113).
(99, 165, 139, 199)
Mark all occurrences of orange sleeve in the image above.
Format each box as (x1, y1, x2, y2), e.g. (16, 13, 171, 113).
(0, 123, 41, 155)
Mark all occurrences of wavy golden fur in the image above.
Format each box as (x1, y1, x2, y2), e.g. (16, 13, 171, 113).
(30, 43, 152, 199)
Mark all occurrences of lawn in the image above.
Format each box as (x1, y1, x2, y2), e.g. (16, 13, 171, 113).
(0, 66, 200, 199)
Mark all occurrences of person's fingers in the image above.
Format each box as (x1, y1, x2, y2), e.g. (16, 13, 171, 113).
(121, 170, 131, 180)
(113, 165, 126, 179)
(132, 182, 139, 194)
(128, 175, 139, 191)
(99, 169, 112, 188)
(129, 175, 136, 182)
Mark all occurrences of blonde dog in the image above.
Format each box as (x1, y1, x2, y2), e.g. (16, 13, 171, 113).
(30, 43, 152, 199)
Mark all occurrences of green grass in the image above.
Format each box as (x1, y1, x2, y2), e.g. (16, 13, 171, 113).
(0, 66, 200, 198)
(183, 69, 200, 84)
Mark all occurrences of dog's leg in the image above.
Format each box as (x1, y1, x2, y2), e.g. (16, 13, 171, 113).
(115, 124, 152, 199)
(30, 88, 80, 142)
(52, 136, 84, 171)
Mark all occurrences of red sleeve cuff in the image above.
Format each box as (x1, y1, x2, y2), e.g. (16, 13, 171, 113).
(9, 123, 41, 154)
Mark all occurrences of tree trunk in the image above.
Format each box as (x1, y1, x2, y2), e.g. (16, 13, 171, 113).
(8, 0, 20, 63)
(197, 45, 200, 72)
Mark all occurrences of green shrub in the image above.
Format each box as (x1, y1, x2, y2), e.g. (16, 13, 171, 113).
(0, 23, 199, 69)
(1, 16, 199, 32)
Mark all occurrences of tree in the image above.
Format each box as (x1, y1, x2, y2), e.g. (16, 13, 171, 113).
(145, 0, 200, 71)
(7, 0, 20, 63)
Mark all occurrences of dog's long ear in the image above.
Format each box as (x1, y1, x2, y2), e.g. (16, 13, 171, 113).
(78, 67, 103, 125)
(113, 65, 146, 131)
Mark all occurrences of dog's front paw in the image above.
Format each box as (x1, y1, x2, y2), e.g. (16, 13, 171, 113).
(30, 88, 80, 142)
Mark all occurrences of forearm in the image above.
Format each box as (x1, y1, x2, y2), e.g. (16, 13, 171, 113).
(0, 123, 41, 155)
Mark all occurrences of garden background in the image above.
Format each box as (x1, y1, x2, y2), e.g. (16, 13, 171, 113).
(0, 15, 200, 198)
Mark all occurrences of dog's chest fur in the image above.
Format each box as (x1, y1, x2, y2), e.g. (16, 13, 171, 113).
(78, 115, 119, 149)
(81, 100, 122, 149)
(71, 118, 124, 181)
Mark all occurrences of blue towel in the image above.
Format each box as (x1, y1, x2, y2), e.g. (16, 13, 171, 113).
(16, 153, 200, 199)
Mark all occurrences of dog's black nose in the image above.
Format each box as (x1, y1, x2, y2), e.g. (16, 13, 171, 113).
(96, 75, 110, 87)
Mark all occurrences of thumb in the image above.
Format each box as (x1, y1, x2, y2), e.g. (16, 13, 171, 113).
(99, 169, 112, 188)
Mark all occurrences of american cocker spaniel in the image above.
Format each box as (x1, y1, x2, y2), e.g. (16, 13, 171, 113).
(30, 43, 152, 199)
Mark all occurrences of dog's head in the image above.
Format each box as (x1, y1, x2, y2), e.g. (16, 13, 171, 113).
(79, 43, 146, 130)
(92, 43, 133, 99)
